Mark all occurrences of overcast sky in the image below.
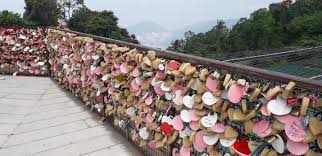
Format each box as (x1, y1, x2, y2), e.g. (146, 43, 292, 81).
(0, 0, 281, 29)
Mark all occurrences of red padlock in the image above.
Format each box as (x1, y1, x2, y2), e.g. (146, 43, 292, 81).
(287, 97, 300, 106)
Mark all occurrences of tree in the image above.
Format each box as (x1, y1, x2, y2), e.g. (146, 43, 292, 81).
(269, 0, 292, 25)
(0, 10, 33, 27)
(67, 6, 92, 32)
(24, 0, 60, 26)
(58, 0, 84, 19)
(286, 11, 322, 45)
(68, 7, 139, 44)
(167, 0, 322, 59)
(167, 39, 185, 52)
(168, 21, 231, 58)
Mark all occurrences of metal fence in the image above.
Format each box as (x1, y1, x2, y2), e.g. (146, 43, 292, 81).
(47, 27, 322, 156)
(2, 26, 321, 156)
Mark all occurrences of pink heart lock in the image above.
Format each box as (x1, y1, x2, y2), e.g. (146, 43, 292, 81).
(211, 123, 226, 133)
(95, 67, 101, 75)
(85, 59, 93, 64)
(193, 131, 207, 152)
(114, 63, 121, 69)
(142, 92, 150, 99)
(132, 67, 140, 77)
(71, 43, 78, 50)
(172, 82, 185, 94)
(148, 141, 157, 150)
(111, 68, 121, 76)
(120, 62, 128, 74)
(172, 115, 184, 130)
(85, 43, 94, 52)
(34, 69, 40, 75)
(154, 85, 165, 95)
(308, 94, 319, 101)
(274, 114, 303, 124)
(227, 84, 245, 104)
(189, 121, 199, 131)
(261, 104, 271, 116)
(285, 119, 306, 142)
(74, 77, 80, 84)
(257, 125, 272, 137)
(135, 89, 142, 96)
(188, 109, 200, 121)
(253, 120, 270, 134)
(156, 70, 165, 80)
(206, 76, 218, 92)
(180, 146, 191, 156)
(145, 94, 153, 105)
(131, 79, 140, 91)
(145, 113, 154, 123)
(108, 87, 114, 95)
(148, 76, 154, 84)
(29, 61, 35, 67)
(286, 140, 309, 155)
(39, 44, 45, 49)
(143, 106, 150, 113)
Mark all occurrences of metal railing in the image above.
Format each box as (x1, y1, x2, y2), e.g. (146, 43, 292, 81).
(50, 27, 322, 92)
(1, 26, 321, 156)
(8, 27, 319, 156)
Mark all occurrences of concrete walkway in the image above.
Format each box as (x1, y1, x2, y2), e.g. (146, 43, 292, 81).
(0, 75, 141, 156)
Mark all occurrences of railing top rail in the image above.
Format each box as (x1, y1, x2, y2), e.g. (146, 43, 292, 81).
(49, 27, 322, 92)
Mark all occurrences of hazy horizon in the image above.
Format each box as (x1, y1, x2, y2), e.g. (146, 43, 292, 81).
(0, 0, 281, 29)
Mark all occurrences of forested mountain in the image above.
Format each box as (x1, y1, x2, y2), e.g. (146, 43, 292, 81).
(167, 0, 322, 58)
(126, 19, 237, 48)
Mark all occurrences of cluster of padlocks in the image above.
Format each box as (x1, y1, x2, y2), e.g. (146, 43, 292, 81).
(0, 27, 49, 75)
(46, 28, 321, 156)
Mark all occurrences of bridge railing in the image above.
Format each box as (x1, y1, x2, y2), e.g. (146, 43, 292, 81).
(47, 27, 322, 156)
(50, 27, 322, 92)
(1, 26, 321, 155)
(1, 26, 321, 91)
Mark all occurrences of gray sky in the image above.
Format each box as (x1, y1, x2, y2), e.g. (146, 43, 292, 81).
(0, 0, 281, 29)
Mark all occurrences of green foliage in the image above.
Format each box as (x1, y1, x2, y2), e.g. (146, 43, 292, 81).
(229, 8, 285, 51)
(68, 7, 139, 44)
(168, 21, 230, 58)
(0, 10, 34, 27)
(286, 11, 322, 45)
(24, 0, 60, 26)
(168, 0, 322, 58)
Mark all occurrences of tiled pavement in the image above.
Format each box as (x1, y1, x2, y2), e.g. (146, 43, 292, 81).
(0, 75, 142, 156)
